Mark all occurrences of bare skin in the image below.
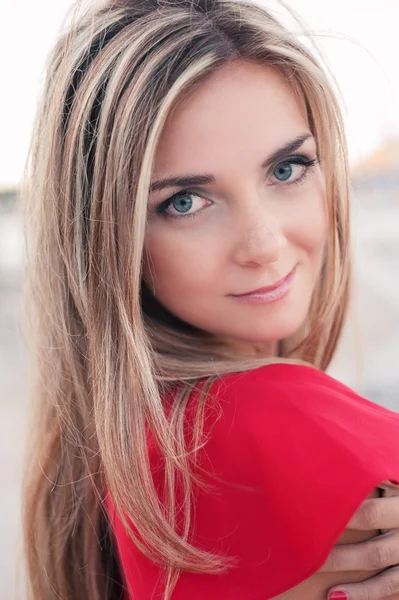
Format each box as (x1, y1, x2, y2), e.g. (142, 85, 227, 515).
(144, 60, 327, 353)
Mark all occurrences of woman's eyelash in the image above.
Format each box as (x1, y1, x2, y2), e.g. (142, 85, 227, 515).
(154, 190, 204, 219)
(269, 155, 320, 187)
(154, 154, 320, 219)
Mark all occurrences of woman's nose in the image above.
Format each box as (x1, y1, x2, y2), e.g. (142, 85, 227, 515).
(232, 210, 287, 266)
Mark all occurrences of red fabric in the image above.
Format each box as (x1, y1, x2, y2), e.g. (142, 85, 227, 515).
(106, 363, 399, 599)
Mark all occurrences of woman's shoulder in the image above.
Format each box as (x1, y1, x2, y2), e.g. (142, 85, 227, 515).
(193, 361, 399, 492)
(205, 362, 398, 427)
(207, 362, 351, 404)
(139, 364, 399, 600)
(209, 361, 364, 400)
(173, 362, 399, 598)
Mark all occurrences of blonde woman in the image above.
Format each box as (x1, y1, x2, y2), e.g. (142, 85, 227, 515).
(20, 0, 399, 599)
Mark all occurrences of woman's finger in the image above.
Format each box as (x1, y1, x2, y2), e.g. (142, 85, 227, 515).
(320, 530, 399, 573)
(327, 564, 399, 600)
(346, 496, 399, 531)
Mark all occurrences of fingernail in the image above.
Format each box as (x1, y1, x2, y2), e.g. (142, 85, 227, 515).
(328, 593, 349, 600)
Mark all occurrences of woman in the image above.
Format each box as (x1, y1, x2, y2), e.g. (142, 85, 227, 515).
(20, 0, 399, 599)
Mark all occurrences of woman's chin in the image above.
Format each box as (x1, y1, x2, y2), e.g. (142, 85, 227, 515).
(219, 318, 307, 346)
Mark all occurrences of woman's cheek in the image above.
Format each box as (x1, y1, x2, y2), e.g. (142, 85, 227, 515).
(143, 226, 222, 297)
(295, 181, 328, 252)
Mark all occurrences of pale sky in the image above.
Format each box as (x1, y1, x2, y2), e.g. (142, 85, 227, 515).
(1, 0, 398, 187)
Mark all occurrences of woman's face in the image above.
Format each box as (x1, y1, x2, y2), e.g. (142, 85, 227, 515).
(143, 60, 327, 353)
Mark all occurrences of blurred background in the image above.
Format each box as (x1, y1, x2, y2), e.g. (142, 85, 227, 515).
(1, 0, 398, 598)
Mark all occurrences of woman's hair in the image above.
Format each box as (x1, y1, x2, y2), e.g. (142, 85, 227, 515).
(20, 0, 351, 598)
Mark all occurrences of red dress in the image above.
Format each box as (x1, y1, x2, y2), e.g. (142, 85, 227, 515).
(106, 363, 399, 599)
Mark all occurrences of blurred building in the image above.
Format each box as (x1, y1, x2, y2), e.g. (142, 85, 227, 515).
(351, 138, 399, 201)
(328, 137, 399, 404)
(0, 187, 24, 286)
(0, 185, 27, 600)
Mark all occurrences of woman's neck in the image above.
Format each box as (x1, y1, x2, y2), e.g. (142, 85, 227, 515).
(222, 339, 279, 359)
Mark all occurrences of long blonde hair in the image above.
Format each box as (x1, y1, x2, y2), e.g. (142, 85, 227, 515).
(20, 0, 351, 598)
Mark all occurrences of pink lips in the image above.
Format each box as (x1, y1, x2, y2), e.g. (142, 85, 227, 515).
(230, 265, 297, 304)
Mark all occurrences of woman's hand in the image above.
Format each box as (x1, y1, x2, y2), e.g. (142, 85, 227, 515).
(319, 492, 399, 599)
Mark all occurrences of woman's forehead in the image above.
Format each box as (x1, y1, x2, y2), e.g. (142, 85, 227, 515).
(152, 62, 312, 182)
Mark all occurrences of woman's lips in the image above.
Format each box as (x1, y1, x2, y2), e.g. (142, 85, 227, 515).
(230, 265, 297, 304)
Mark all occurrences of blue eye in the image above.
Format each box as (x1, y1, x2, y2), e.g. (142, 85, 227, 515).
(171, 195, 193, 213)
(270, 156, 320, 186)
(274, 163, 293, 181)
(155, 191, 211, 219)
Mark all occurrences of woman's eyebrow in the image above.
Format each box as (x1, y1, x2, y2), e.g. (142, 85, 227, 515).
(149, 132, 313, 193)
